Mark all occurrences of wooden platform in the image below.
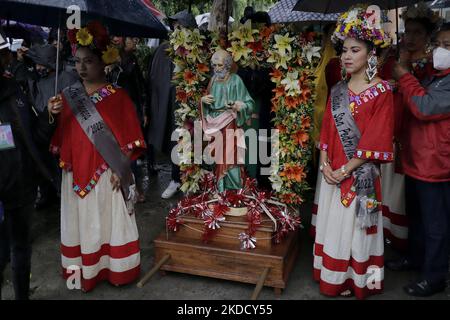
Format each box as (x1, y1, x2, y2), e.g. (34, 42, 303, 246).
(153, 214, 300, 296)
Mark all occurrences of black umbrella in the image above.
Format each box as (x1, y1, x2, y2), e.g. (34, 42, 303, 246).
(293, 0, 424, 13)
(0, 0, 168, 38)
(0, 0, 168, 96)
(1, 20, 48, 44)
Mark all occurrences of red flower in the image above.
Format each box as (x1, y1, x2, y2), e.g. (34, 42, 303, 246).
(197, 63, 209, 73)
(87, 21, 109, 50)
(247, 41, 263, 54)
(183, 70, 197, 85)
(67, 29, 78, 45)
(176, 88, 188, 103)
(305, 31, 316, 43)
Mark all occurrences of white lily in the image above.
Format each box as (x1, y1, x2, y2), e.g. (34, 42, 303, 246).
(274, 33, 294, 57)
(303, 45, 321, 63)
(281, 71, 301, 96)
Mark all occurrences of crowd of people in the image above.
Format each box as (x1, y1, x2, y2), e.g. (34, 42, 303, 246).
(0, 2, 449, 300)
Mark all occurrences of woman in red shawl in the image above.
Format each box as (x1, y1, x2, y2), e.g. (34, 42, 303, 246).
(313, 5, 394, 299)
(48, 22, 146, 292)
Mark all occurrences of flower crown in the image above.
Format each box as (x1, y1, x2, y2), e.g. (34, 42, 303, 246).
(67, 21, 119, 65)
(332, 5, 391, 49)
(401, 1, 442, 25)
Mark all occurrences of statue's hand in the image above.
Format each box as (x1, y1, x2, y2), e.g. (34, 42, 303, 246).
(201, 95, 215, 105)
(231, 101, 244, 112)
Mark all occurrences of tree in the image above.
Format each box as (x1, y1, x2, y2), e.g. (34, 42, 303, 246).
(209, 0, 233, 33)
(151, 0, 277, 24)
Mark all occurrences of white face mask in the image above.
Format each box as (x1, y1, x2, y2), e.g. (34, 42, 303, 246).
(433, 47, 450, 71)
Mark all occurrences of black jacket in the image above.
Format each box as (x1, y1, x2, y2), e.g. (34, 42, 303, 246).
(0, 76, 56, 210)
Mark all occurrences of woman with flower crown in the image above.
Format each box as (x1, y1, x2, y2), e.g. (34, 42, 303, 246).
(47, 21, 146, 292)
(313, 5, 394, 299)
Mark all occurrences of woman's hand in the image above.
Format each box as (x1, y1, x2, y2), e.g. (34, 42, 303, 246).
(322, 165, 339, 185)
(201, 95, 215, 105)
(110, 172, 121, 192)
(331, 169, 349, 184)
(47, 95, 63, 115)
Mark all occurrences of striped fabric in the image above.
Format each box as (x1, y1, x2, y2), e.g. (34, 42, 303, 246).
(313, 175, 384, 299)
(60, 169, 140, 292)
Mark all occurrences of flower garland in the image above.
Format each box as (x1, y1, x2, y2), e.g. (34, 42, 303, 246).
(168, 27, 215, 194)
(227, 22, 320, 205)
(168, 24, 320, 205)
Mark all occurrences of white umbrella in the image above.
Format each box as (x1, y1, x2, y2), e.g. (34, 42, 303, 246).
(430, 0, 450, 8)
(195, 12, 234, 28)
(268, 0, 339, 23)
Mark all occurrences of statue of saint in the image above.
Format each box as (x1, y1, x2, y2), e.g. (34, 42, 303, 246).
(200, 49, 255, 192)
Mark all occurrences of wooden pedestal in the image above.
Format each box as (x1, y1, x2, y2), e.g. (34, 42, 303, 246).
(153, 214, 300, 296)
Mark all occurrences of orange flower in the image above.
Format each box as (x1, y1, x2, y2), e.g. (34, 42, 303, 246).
(260, 26, 275, 41)
(197, 63, 209, 73)
(176, 89, 188, 103)
(272, 85, 285, 98)
(298, 84, 311, 104)
(291, 129, 309, 148)
(300, 115, 311, 130)
(285, 96, 299, 110)
(276, 124, 287, 134)
(279, 192, 302, 205)
(280, 164, 306, 183)
(270, 69, 283, 82)
(271, 98, 280, 113)
(183, 70, 197, 84)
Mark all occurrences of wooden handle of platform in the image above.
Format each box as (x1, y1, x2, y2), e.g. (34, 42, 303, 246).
(250, 267, 270, 300)
(137, 254, 171, 288)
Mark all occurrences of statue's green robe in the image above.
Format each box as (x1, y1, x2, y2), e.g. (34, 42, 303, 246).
(203, 73, 255, 192)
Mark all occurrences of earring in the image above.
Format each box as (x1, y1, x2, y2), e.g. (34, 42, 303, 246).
(341, 64, 348, 81)
(425, 43, 432, 55)
(365, 54, 378, 83)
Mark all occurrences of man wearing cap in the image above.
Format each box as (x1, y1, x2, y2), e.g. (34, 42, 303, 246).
(146, 10, 197, 199)
(0, 28, 56, 300)
(26, 44, 78, 209)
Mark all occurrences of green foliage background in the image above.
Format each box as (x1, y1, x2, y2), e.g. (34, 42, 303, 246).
(152, 0, 278, 22)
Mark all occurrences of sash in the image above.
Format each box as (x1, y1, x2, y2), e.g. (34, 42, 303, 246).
(330, 81, 380, 229)
(62, 81, 134, 201)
